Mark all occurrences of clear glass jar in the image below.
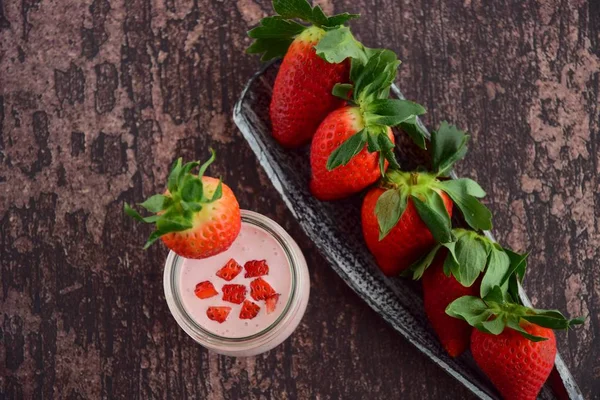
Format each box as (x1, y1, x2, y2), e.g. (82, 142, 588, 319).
(163, 210, 310, 357)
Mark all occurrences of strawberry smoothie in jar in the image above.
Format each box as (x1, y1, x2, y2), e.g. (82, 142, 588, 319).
(163, 210, 310, 356)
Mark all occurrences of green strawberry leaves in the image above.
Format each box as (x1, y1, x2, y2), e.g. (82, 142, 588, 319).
(139, 194, 172, 213)
(326, 129, 367, 170)
(398, 116, 428, 150)
(363, 99, 426, 127)
(272, 0, 316, 21)
(272, 0, 358, 27)
(424, 123, 492, 231)
(411, 192, 454, 243)
(326, 49, 425, 173)
(315, 26, 366, 64)
(374, 171, 452, 242)
(369, 121, 492, 237)
(449, 230, 489, 287)
(248, 0, 359, 61)
(446, 253, 585, 341)
(436, 179, 493, 231)
(354, 50, 400, 101)
(431, 122, 469, 177)
(408, 229, 503, 289)
(480, 245, 511, 297)
(446, 287, 584, 342)
(124, 149, 222, 249)
(375, 189, 407, 240)
(331, 83, 353, 101)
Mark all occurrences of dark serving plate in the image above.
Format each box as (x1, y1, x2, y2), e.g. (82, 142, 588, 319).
(233, 60, 583, 400)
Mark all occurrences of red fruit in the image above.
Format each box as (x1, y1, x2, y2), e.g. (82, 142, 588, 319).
(125, 152, 242, 260)
(270, 27, 349, 148)
(361, 186, 453, 276)
(161, 177, 241, 259)
(239, 300, 260, 320)
(250, 278, 276, 301)
(206, 306, 231, 323)
(216, 259, 242, 281)
(471, 322, 556, 400)
(310, 106, 394, 200)
(265, 294, 280, 314)
(422, 252, 479, 357)
(244, 260, 269, 278)
(194, 281, 218, 299)
(222, 284, 247, 304)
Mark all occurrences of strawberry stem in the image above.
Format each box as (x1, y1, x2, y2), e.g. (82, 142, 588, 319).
(410, 172, 419, 185)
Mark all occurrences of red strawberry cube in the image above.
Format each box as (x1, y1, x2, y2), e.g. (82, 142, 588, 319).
(222, 284, 247, 304)
(239, 300, 260, 320)
(244, 260, 269, 278)
(265, 294, 280, 314)
(194, 281, 218, 299)
(216, 259, 243, 281)
(250, 277, 276, 301)
(206, 306, 231, 323)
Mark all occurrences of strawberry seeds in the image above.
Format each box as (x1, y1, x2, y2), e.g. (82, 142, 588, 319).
(195, 258, 280, 324)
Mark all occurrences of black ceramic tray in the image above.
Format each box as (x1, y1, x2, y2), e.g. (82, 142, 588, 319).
(233, 60, 583, 400)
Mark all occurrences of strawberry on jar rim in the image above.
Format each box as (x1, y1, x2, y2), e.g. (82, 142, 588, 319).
(247, 0, 364, 148)
(125, 150, 241, 259)
(310, 49, 427, 200)
(361, 123, 493, 276)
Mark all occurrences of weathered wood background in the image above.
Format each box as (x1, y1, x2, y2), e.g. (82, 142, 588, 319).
(0, 0, 598, 398)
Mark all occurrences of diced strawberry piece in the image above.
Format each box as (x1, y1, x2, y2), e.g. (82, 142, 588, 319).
(239, 300, 260, 320)
(244, 259, 269, 278)
(250, 277, 276, 301)
(216, 259, 243, 281)
(206, 306, 231, 323)
(194, 281, 218, 299)
(222, 284, 247, 304)
(265, 294, 280, 314)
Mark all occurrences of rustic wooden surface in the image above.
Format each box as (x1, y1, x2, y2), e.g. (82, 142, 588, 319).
(0, 0, 598, 399)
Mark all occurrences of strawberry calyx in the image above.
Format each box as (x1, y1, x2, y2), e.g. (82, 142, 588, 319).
(247, 0, 361, 62)
(445, 250, 585, 341)
(124, 149, 223, 249)
(446, 287, 585, 342)
(326, 49, 426, 174)
(410, 229, 511, 296)
(412, 228, 585, 341)
(374, 123, 492, 242)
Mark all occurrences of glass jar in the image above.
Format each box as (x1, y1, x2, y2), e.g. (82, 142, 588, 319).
(163, 210, 310, 357)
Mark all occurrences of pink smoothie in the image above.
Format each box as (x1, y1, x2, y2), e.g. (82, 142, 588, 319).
(178, 222, 292, 338)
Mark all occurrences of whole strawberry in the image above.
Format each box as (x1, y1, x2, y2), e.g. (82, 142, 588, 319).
(247, 0, 362, 148)
(416, 229, 511, 357)
(309, 108, 395, 200)
(125, 150, 241, 259)
(361, 123, 492, 276)
(362, 183, 453, 275)
(310, 49, 426, 200)
(447, 268, 584, 400)
(422, 251, 478, 357)
(471, 323, 556, 400)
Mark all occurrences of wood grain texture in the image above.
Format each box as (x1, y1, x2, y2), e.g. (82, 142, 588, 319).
(0, 0, 597, 399)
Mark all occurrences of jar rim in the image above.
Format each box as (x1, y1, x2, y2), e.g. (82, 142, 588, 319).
(163, 210, 307, 352)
